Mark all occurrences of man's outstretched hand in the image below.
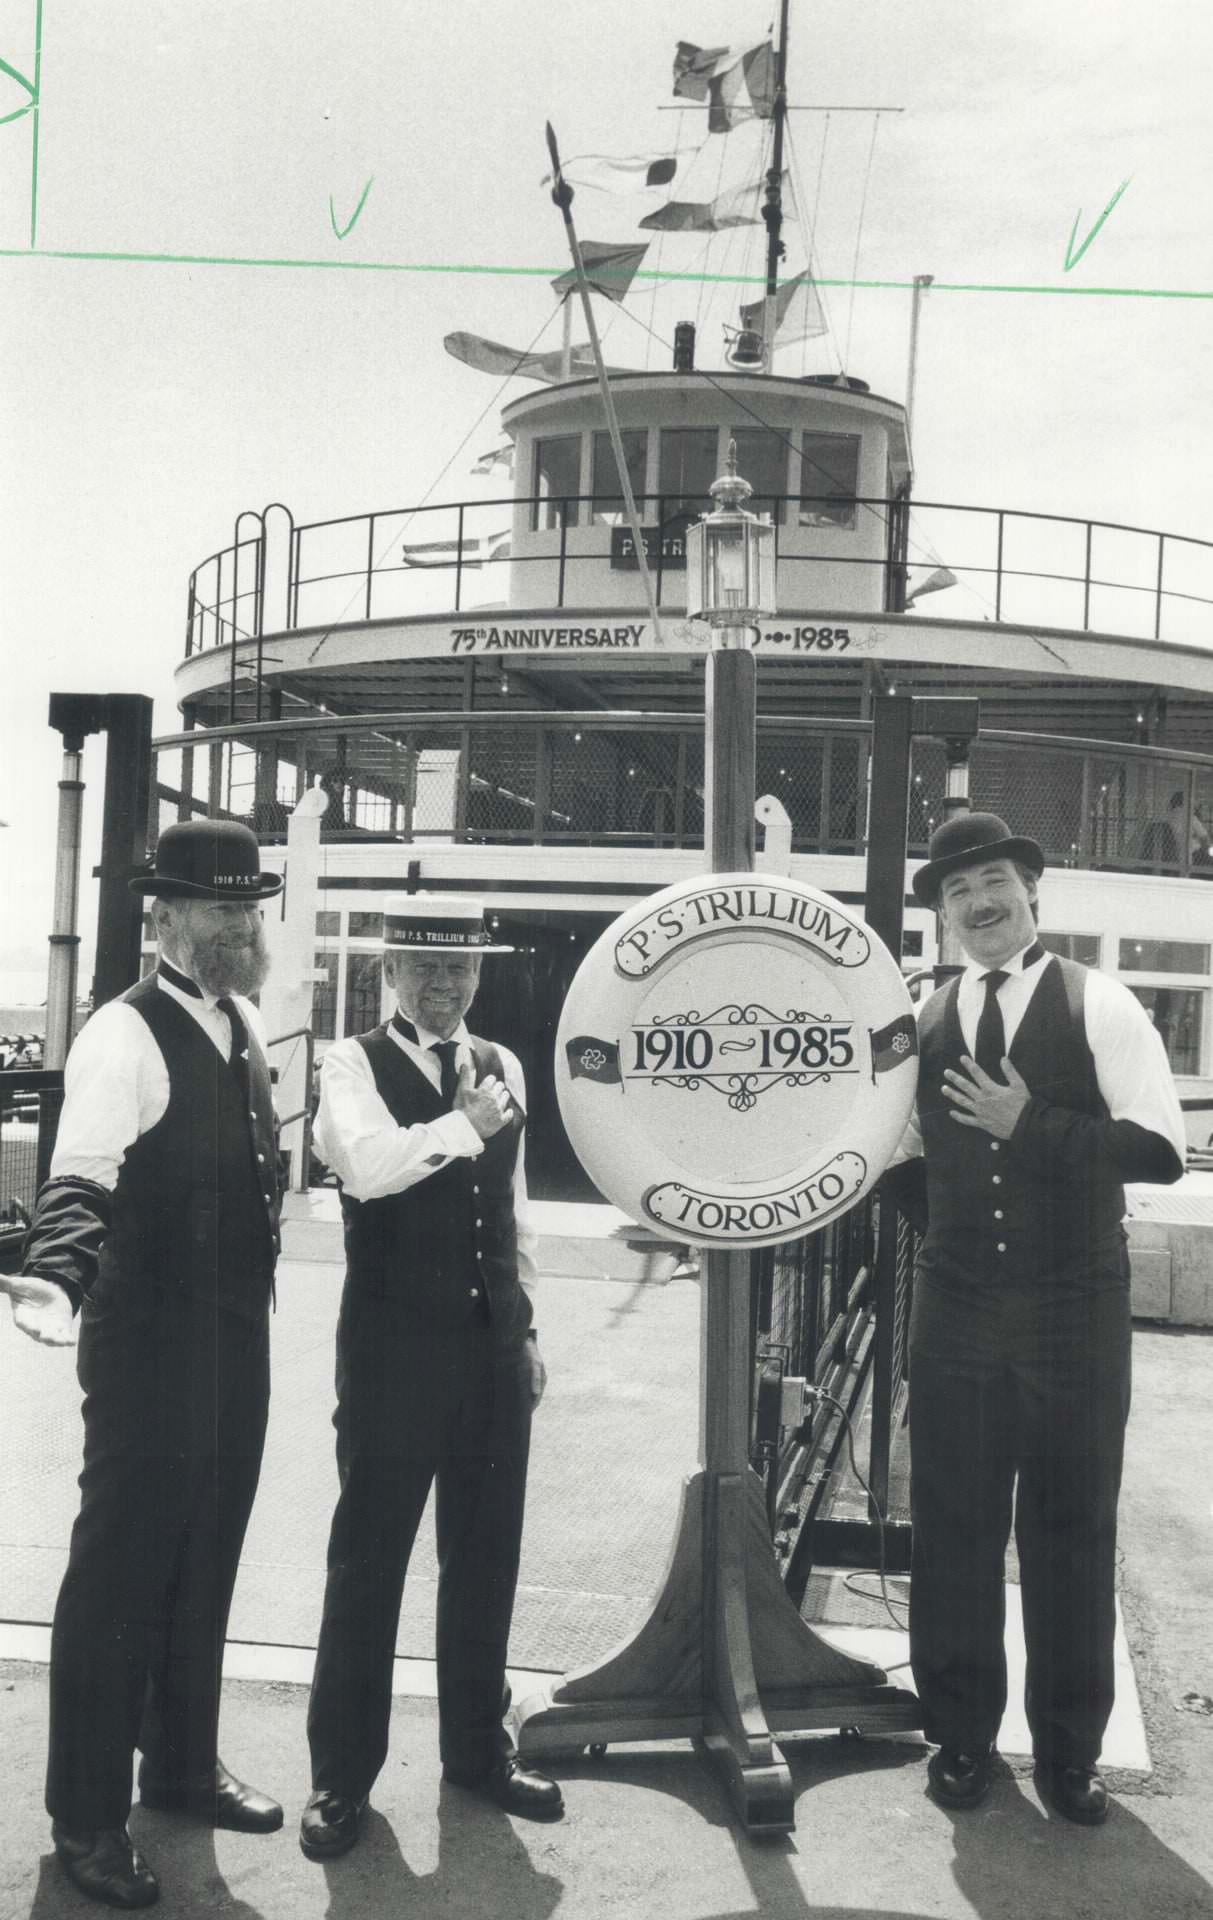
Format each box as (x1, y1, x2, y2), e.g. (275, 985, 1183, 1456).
(1, 1273, 77, 1346)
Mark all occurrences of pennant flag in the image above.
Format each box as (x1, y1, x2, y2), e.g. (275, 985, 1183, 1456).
(541, 152, 684, 194)
(444, 332, 632, 384)
(869, 1014, 918, 1080)
(673, 39, 775, 133)
(640, 174, 781, 234)
(550, 240, 649, 304)
(402, 528, 510, 569)
(740, 270, 827, 347)
(472, 443, 514, 477)
(565, 1036, 623, 1085)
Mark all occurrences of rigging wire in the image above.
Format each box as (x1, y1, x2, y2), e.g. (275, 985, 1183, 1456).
(784, 109, 843, 377)
(843, 111, 883, 373)
(304, 305, 563, 665)
(694, 133, 732, 335)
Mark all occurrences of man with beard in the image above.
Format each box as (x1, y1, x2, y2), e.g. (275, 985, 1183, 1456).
(886, 813, 1185, 1827)
(4, 821, 285, 1909)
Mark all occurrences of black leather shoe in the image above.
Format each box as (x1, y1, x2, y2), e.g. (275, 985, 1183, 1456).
(1035, 1761, 1109, 1826)
(52, 1825, 160, 1909)
(443, 1756, 564, 1820)
(927, 1746, 994, 1809)
(299, 1790, 369, 1860)
(139, 1760, 283, 1832)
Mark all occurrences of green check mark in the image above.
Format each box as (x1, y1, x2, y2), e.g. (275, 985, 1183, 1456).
(1064, 178, 1131, 272)
(0, 50, 37, 126)
(329, 176, 374, 240)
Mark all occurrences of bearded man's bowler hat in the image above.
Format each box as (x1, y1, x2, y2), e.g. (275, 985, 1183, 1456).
(382, 893, 514, 954)
(913, 811, 1045, 907)
(129, 820, 284, 901)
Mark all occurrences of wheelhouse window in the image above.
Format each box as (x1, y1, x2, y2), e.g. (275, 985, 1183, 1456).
(731, 426, 790, 524)
(657, 427, 718, 522)
(531, 435, 581, 530)
(798, 431, 860, 529)
(591, 429, 647, 524)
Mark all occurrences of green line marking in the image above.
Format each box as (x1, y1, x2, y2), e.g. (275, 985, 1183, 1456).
(0, 248, 1209, 301)
(329, 174, 374, 240)
(0, 51, 36, 94)
(29, 0, 42, 249)
(1064, 178, 1131, 272)
(0, 102, 33, 125)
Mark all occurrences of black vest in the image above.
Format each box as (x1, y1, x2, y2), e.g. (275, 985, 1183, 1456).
(95, 976, 279, 1319)
(916, 955, 1126, 1287)
(338, 1027, 532, 1342)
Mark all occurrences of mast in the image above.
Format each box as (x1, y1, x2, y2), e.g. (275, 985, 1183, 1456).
(760, 0, 792, 370)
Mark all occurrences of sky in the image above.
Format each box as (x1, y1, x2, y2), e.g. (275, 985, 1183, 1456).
(2, 0, 1211, 993)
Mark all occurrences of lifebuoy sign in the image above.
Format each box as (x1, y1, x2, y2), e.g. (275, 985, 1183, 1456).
(556, 873, 918, 1249)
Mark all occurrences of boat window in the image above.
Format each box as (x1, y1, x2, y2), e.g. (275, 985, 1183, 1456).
(345, 952, 384, 1036)
(798, 432, 860, 529)
(730, 426, 790, 525)
(1126, 986, 1204, 1076)
(1040, 932, 1101, 966)
(348, 911, 384, 939)
(312, 951, 338, 1041)
(657, 428, 719, 523)
(1119, 938, 1210, 974)
(590, 430, 648, 524)
(532, 436, 582, 530)
(315, 910, 341, 937)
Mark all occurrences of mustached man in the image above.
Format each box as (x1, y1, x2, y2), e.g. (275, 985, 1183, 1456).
(886, 813, 1185, 1826)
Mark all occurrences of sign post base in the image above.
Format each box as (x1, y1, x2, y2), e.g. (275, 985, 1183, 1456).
(514, 1255, 919, 1835)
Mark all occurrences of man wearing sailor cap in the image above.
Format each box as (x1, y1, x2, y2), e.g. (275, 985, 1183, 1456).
(299, 892, 562, 1859)
(887, 812, 1185, 1827)
(4, 820, 286, 1909)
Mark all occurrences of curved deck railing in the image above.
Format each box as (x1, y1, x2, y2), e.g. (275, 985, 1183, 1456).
(151, 708, 1213, 883)
(183, 495, 1213, 661)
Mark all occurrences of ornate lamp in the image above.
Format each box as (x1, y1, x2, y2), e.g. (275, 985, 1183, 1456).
(686, 439, 776, 647)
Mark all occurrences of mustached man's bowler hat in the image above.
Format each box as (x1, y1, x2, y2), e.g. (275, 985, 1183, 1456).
(382, 892, 513, 953)
(913, 811, 1045, 907)
(129, 820, 284, 901)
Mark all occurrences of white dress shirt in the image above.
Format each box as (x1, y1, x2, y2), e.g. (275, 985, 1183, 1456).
(895, 941, 1187, 1166)
(49, 971, 268, 1191)
(314, 1016, 538, 1298)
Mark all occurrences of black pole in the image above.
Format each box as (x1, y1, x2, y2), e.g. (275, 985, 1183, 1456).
(761, 0, 792, 310)
(865, 694, 913, 964)
(93, 695, 154, 1007)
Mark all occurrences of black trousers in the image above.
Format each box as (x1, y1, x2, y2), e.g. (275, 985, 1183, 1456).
(46, 1283, 270, 1830)
(908, 1264, 1131, 1768)
(307, 1297, 533, 1798)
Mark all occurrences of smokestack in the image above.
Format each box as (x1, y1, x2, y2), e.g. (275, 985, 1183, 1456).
(673, 321, 696, 371)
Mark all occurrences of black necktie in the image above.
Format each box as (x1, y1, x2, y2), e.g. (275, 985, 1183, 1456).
(392, 1013, 462, 1107)
(217, 995, 250, 1096)
(433, 1039, 460, 1108)
(974, 970, 1009, 1081)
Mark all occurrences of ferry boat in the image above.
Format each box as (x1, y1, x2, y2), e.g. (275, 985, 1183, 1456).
(148, 24, 1213, 1198)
